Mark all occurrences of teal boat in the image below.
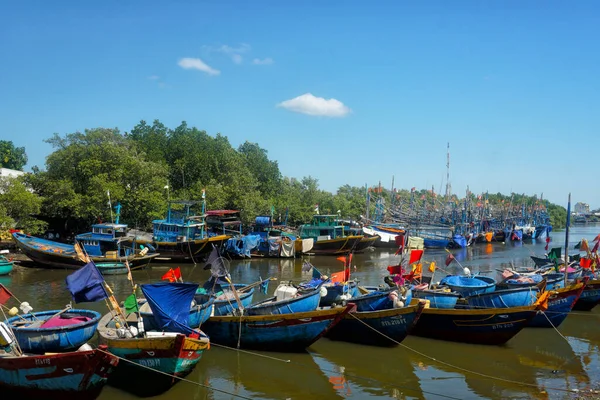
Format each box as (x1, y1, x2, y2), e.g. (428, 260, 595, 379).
(95, 262, 129, 275)
(0, 252, 14, 276)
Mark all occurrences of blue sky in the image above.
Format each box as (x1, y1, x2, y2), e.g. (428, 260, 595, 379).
(2, 1, 599, 208)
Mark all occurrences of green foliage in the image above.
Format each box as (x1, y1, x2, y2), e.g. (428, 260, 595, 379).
(0, 176, 47, 234)
(547, 203, 567, 229)
(31, 128, 168, 228)
(0, 140, 27, 171)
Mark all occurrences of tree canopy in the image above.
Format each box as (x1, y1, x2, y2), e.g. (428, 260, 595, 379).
(0, 140, 27, 171)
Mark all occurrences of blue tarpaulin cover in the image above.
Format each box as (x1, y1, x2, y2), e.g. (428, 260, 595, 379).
(141, 282, 199, 334)
(65, 262, 108, 303)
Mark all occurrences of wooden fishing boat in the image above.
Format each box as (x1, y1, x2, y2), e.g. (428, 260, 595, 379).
(0, 342, 118, 400)
(0, 253, 14, 276)
(572, 279, 600, 311)
(97, 282, 211, 397)
(298, 215, 363, 255)
(151, 201, 230, 261)
(201, 304, 354, 351)
(349, 286, 411, 311)
(325, 300, 425, 346)
(139, 298, 214, 329)
(529, 281, 585, 327)
(6, 309, 101, 354)
(410, 302, 541, 345)
(245, 283, 323, 315)
(12, 232, 158, 270)
(439, 275, 496, 297)
(352, 235, 379, 252)
(503, 272, 564, 290)
(464, 286, 539, 309)
(195, 283, 255, 316)
(95, 262, 129, 275)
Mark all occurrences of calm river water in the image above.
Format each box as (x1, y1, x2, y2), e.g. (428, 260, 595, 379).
(4, 224, 600, 399)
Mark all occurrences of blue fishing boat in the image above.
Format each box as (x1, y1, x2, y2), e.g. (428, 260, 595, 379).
(439, 275, 496, 297)
(139, 298, 214, 329)
(195, 283, 255, 316)
(465, 287, 539, 309)
(6, 309, 101, 354)
(452, 234, 468, 248)
(348, 286, 413, 311)
(249, 216, 299, 258)
(410, 303, 540, 345)
(529, 282, 585, 328)
(0, 340, 118, 400)
(423, 237, 450, 249)
(325, 300, 425, 346)
(412, 289, 461, 309)
(245, 283, 323, 315)
(201, 304, 354, 351)
(97, 282, 211, 397)
(151, 200, 230, 261)
(0, 252, 14, 276)
(572, 279, 600, 311)
(503, 273, 564, 290)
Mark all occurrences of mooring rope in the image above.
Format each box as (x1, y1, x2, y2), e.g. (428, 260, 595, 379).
(346, 312, 582, 395)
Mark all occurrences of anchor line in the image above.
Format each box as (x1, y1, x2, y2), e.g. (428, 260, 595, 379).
(346, 312, 582, 395)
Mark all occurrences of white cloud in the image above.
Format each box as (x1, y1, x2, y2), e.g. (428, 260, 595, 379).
(178, 58, 220, 76)
(252, 57, 273, 65)
(148, 75, 160, 80)
(231, 53, 243, 64)
(277, 93, 351, 117)
(204, 44, 251, 64)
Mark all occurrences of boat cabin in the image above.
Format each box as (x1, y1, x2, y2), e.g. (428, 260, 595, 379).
(206, 210, 243, 236)
(298, 215, 345, 241)
(75, 223, 130, 257)
(152, 201, 206, 243)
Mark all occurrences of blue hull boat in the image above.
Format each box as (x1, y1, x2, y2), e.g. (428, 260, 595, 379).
(529, 282, 585, 328)
(572, 279, 600, 311)
(6, 309, 101, 354)
(452, 234, 468, 248)
(413, 289, 460, 308)
(319, 282, 360, 307)
(350, 286, 412, 312)
(139, 299, 214, 329)
(195, 284, 255, 316)
(201, 305, 354, 351)
(423, 238, 450, 249)
(465, 287, 539, 309)
(0, 345, 118, 400)
(439, 275, 496, 297)
(326, 301, 425, 346)
(245, 284, 322, 316)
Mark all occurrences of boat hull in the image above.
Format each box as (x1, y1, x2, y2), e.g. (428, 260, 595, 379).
(353, 236, 379, 252)
(12, 233, 158, 270)
(413, 290, 460, 309)
(465, 287, 539, 309)
(326, 302, 424, 346)
(410, 305, 537, 345)
(307, 236, 363, 255)
(529, 283, 584, 328)
(7, 310, 101, 354)
(0, 346, 118, 400)
(572, 280, 600, 311)
(0, 263, 13, 276)
(202, 305, 353, 351)
(152, 235, 230, 261)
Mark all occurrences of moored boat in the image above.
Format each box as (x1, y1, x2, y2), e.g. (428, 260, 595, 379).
(325, 299, 425, 346)
(439, 275, 496, 297)
(6, 309, 101, 354)
(201, 304, 354, 351)
(464, 286, 539, 309)
(529, 281, 585, 327)
(0, 340, 118, 400)
(245, 283, 323, 315)
(409, 302, 541, 345)
(572, 279, 600, 311)
(0, 252, 14, 276)
(298, 215, 363, 255)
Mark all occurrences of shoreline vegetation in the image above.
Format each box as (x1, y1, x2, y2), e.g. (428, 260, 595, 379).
(1, 121, 568, 238)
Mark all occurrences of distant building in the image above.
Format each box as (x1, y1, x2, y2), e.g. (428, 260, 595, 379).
(574, 202, 590, 214)
(0, 168, 25, 179)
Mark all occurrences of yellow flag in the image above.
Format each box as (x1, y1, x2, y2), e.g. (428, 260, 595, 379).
(413, 263, 422, 277)
(429, 261, 436, 273)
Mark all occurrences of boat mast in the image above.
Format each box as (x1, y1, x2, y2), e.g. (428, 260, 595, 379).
(445, 142, 451, 201)
(564, 193, 571, 286)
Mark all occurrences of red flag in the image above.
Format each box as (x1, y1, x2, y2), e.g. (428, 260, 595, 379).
(173, 267, 182, 281)
(593, 240, 600, 253)
(545, 242, 549, 251)
(387, 265, 402, 275)
(161, 268, 176, 283)
(445, 253, 455, 267)
(336, 256, 347, 265)
(330, 268, 350, 284)
(394, 234, 405, 255)
(580, 258, 592, 269)
(408, 249, 423, 265)
(593, 234, 600, 242)
(0, 284, 13, 306)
